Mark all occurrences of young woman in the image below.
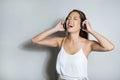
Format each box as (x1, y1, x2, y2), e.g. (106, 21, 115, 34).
(32, 9, 114, 80)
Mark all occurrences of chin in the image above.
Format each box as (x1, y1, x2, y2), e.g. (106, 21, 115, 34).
(67, 29, 74, 32)
(67, 29, 79, 33)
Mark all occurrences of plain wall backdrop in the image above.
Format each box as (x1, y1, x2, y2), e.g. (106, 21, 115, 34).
(0, 0, 120, 80)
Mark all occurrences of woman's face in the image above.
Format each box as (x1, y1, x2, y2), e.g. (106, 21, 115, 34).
(66, 12, 81, 33)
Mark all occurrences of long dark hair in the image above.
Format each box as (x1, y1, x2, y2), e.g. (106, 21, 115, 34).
(64, 9, 88, 39)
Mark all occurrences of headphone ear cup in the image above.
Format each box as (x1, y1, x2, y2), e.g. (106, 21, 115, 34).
(82, 24, 87, 30)
(81, 20, 87, 30)
(80, 22, 82, 29)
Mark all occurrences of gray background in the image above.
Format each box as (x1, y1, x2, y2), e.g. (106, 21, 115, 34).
(0, 0, 120, 80)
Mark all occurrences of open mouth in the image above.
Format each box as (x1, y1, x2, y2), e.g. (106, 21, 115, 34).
(69, 25, 73, 27)
(67, 24, 74, 28)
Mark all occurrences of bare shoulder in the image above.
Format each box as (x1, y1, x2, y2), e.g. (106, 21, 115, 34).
(86, 39, 98, 46)
(53, 37, 65, 47)
(82, 39, 109, 52)
(81, 38, 92, 45)
(81, 38, 94, 56)
(83, 39, 97, 49)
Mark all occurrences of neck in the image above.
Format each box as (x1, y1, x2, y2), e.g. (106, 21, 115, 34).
(67, 32, 81, 42)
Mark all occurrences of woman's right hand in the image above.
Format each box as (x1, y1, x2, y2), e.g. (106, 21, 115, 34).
(54, 21, 65, 31)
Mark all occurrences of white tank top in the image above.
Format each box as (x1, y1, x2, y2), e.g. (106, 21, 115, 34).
(56, 38, 88, 78)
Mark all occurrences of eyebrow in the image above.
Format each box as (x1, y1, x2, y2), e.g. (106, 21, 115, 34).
(68, 16, 80, 18)
(67, 17, 80, 20)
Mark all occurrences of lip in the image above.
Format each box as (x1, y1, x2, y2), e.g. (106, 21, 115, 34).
(67, 24, 74, 28)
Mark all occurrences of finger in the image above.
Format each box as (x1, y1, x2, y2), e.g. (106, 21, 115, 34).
(61, 21, 65, 25)
(83, 20, 90, 27)
(82, 20, 87, 26)
(82, 29, 88, 33)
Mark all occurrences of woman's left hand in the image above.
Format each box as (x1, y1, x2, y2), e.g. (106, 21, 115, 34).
(82, 20, 93, 33)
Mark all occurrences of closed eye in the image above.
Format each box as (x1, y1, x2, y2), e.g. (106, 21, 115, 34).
(74, 18, 78, 20)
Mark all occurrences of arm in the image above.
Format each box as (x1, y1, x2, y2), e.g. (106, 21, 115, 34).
(32, 21, 65, 47)
(82, 20, 114, 51)
(90, 30, 114, 51)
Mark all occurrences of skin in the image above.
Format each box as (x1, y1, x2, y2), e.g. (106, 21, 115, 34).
(32, 12, 114, 58)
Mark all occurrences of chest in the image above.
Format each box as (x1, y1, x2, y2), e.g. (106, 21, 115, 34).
(59, 47, 87, 66)
(63, 43, 82, 55)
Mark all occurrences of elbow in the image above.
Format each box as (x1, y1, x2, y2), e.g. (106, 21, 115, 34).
(32, 38, 38, 44)
(106, 44, 115, 51)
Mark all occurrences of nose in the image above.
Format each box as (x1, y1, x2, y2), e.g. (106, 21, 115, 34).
(68, 19, 73, 23)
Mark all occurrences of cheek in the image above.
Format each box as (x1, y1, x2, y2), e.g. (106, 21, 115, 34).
(75, 22, 81, 28)
(66, 21, 68, 25)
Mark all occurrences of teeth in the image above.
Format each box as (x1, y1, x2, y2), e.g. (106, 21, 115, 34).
(67, 24, 73, 28)
(68, 24, 73, 28)
(67, 25, 73, 28)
